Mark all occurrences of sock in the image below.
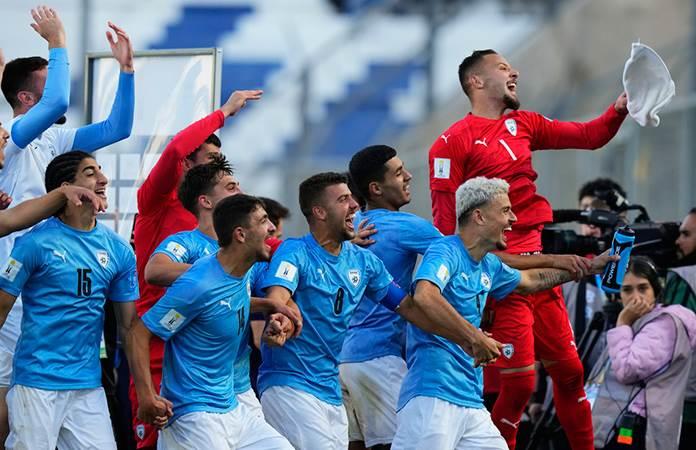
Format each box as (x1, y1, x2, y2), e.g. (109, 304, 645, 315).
(545, 357, 594, 450)
(491, 370, 536, 449)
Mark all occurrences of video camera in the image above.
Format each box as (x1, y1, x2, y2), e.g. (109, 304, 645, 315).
(542, 203, 680, 269)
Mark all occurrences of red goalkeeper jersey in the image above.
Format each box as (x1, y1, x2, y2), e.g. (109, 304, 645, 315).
(133, 110, 225, 316)
(429, 105, 626, 249)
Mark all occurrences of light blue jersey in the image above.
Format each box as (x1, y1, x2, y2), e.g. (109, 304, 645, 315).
(398, 235, 521, 410)
(0, 217, 138, 390)
(152, 229, 265, 395)
(142, 255, 262, 423)
(340, 209, 442, 364)
(258, 233, 395, 405)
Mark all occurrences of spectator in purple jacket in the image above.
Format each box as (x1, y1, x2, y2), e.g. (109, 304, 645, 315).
(600, 256, 696, 450)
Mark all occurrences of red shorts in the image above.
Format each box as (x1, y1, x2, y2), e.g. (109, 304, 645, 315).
(486, 286, 578, 368)
(129, 336, 164, 449)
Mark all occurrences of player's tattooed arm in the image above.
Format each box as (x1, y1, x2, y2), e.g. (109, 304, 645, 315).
(514, 268, 573, 295)
(0, 291, 18, 330)
(495, 252, 591, 281)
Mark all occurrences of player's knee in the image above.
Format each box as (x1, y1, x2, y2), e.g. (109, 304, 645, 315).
(545, 357, 584, 389)
(497, 370, 535, 408)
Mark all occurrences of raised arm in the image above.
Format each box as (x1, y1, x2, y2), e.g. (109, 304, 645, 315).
(11, 7, 69, 149)
(399, 280, 503, 366)
(144, 253, 191, 286)
(0, 186, 105, 237)
(137, 90, 262, 211)
(531, 93, 628, 151)
(73, 22, 134, 152)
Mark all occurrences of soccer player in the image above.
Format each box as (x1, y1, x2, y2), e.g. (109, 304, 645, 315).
(130, 88, 261, 448)
(127, 194, 294, 449)
(258, 172, 503, 450)
(0, 151, 138, 449)
(340, 145, 443, 450)
(428, 49, 628, 449)
(259, 196, 290, 239)
(0, 8, 135, 444)
(393, 177, 615, 450)
(143, 155, 295, 417)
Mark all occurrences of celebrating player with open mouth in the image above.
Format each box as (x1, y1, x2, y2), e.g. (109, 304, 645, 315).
(429, 49, 628, 450)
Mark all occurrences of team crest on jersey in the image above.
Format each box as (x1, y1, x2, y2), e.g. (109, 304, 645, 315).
(505, 118, 517, 136)
(96, 250, 109, 268)
(348, 269, 360, 287)
(480, 273, 491, 290)
(135, 424, 145, 440)
(502, 343, 515, 359)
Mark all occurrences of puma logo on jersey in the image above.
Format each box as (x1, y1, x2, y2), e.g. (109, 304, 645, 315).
(474, 138, 488, 147)
(440, 134, 451, 144)
(219, 299, 232, 310)
(501, 418, 520, 429)
(52, 250, 67, 263)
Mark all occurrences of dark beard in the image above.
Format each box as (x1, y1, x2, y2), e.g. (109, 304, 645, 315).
(504, 94, 520, 110)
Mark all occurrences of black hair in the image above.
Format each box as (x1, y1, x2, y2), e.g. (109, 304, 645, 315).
(625, 255, 663, 301)
(45, 151, 93, 192)
(213, 194, 265, 248)
(346, 172, 366, 211)
(578, 178, 628, 204)
(458, 49, 497, 97)
(689, 207, 696, 215)
(1, 57, 48, 109)
(348, 145, 397, 201)
(258, 197, 290, 227)
(298, 172, 348, 219)
(178, 153, 233, 216)
(186, 134, 222, 161)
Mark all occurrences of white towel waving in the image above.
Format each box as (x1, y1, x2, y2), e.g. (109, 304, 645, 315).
(622, 42, 675, 127)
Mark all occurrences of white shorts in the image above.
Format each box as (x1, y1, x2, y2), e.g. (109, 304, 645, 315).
(261, 385, 348, 450)
(237, 387, 264, 419)
(339, 355, 407, 447)
(158, 401, 292, 450)
(392, 396, 507, 450)
(0, 349, 13, 387)
(5, 385, 116, 450)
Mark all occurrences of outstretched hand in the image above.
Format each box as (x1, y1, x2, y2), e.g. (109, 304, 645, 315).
(106, 21, 134, 73)
(220, 90, 263, 117)
(30, 6, 66, 49)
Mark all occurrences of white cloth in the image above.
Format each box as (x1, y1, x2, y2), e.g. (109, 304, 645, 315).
(237, 387, 265, 419)
(392, 396, 507, 450)
(158, 402, 293, 450)
(5, 385, 116, 450)
(0, 349, 13, 387)
(261, 385, 348, 450)
(339, 355, 407, 447)
(622, 42, 675, 127)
